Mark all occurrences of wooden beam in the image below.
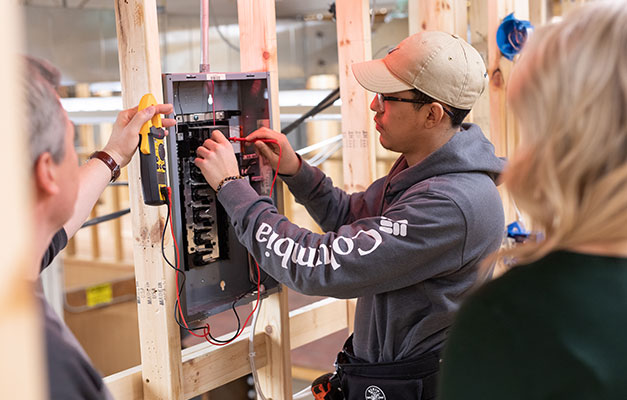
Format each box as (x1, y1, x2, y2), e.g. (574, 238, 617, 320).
(346, 298, 357, 334)
(181, 331, 268, 398)
(237, 1, 292, 399)
(0, 3, 45, 399)
(236, 0, 280, 129)
(105, 298, 351, 399)
(336, 0, 376, 194)
(488, 0, 529, 225)
(408, 0, 468, 36)
(529, 0, 550, 26)
(487, 0, 528, 159)
(105, 365, 143, 400)
(289, 298, 348, 349)
(469, 0, 490, 133)
(105, 331, 268, 400)
(113, 1, 183, 398)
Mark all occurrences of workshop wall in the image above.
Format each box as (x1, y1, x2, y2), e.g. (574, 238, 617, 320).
(24, 6, 407, 89)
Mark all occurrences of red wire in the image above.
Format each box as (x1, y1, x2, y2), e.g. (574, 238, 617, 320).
(228, 137, 281, 197)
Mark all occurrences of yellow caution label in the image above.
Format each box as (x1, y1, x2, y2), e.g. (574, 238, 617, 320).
(86, 283, 113, 307)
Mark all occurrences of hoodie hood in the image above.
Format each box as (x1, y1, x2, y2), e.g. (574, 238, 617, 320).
(386, 123, 505, 195)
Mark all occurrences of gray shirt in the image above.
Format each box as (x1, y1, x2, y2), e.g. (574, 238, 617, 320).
(218, 123, 505, 363)
(40, 229, 113, 400)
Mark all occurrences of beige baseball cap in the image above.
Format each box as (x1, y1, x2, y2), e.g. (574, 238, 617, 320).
(352, 31, 488, 110)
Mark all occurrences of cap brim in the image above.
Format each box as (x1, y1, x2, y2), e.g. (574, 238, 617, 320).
(352, 59, 413, 94)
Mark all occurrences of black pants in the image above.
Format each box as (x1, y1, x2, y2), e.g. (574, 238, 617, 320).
(334, 336, 441, 400)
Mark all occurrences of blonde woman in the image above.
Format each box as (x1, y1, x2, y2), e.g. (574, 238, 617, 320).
(439, 2, 627, 399)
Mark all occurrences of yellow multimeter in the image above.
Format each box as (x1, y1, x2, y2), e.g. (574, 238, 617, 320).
(138, 93, 167, 205)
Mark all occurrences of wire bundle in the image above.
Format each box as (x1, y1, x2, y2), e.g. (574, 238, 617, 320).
(160, 137, 282, 345)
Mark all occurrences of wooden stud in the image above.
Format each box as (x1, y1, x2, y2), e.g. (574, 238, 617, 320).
(488, 0, 529, 225)
(113, 0, 183, 398)
(335, 0, 377, 193)
(289, 298, 348, 349)
(346, 298, 357, 334)
(237, 1, 292, 399)
(408, 0, 468, 37)
(112, 184, 125, 261)
(97, 121, 125, 261)
(75, 83, 102, 259)
(0, 2, 45, 398)
(529, 0, 550, 26)
(469, 0, 491, 133)
(236, 0, 280, 128)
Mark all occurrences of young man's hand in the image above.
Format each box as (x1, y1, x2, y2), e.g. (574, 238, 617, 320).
(194, 130, 240, 190)
(103, 103, 175, 168)
(247, 127, 301, 176)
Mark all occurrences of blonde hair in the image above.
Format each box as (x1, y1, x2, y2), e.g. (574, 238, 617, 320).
(502, 1, 627, 265)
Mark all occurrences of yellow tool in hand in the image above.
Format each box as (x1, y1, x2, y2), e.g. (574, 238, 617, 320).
(138, 93, 167, 205)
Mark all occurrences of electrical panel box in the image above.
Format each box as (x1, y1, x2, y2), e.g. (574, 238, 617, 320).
(162, 72, 280, 323)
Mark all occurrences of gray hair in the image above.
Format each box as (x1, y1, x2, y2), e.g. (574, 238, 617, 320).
(24, 56, 67, 166)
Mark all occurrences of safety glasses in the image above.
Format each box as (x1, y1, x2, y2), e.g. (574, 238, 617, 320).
(376, 93, 454, 119)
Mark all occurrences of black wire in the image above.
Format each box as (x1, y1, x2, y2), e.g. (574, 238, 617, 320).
(161, 189, 249, 342)
(205, 293, 245, 343)
(176, 84, 185, 116)
(81, 208, 131, 228)
(109, 181, 129, 187)
(161, 196, 201, 333)
(288, 88, 339, 130)
(281, 87, 340, 134)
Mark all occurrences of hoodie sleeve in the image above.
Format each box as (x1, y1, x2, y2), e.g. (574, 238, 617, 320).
(281, 160, 386, 231)
(218, 178, 466, 299)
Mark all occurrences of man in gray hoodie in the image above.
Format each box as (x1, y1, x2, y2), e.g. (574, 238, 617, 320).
(195, 31, 505, 399)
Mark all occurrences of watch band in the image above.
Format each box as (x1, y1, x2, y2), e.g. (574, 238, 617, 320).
(89, 151, 121, 183)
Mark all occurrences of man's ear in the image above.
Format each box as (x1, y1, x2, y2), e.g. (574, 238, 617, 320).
(424, 103, 446, 129)
(33, 152, 60, 197)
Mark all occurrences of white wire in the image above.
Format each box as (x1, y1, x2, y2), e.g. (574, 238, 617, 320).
(371, 0, 377, 27)
(306, 143, 333, 165)
(295, 134, 343, 156)
(249, 296, 268, 400)
(308, 141, 343, 167)
(305, 138, 343, 165)
(511, 198, 526, 229)
(249, 295, 314, 400)
(292, 386, 314, 399)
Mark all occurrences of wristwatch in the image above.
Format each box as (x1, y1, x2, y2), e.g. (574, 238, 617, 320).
(89, 151, 121, 183)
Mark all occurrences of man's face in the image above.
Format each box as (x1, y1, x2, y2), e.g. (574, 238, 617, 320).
(370, 90, 425, 153)
(54, 112, 80, 226)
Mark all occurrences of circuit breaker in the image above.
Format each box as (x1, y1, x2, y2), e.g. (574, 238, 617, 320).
(162, 72, 280, 322)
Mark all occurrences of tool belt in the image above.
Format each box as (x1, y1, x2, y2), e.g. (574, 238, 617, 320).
(312, 335, 442, 400)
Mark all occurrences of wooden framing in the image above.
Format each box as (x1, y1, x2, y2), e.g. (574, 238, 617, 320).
(101, 1, 565, 398)
(408, 0, 468, 36)
(335, 0, 376, 193)
(469, 0, 491, 134)
(529, 0, 550, 26)
(105, 298, 350, 399)
(236, 1, 293, 398)
(487, 0, 530, 224)
(113, 0, 183, 398)
(0, 3, 45, 399)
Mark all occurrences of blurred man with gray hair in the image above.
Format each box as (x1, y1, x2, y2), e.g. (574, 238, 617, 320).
(26, 57, 174, 399)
